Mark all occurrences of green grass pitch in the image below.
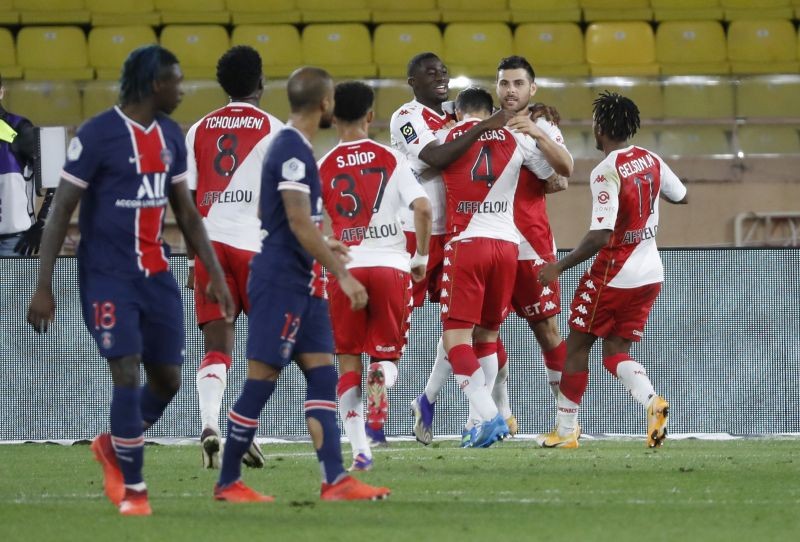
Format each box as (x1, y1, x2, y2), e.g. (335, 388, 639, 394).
(1, 438, 798, 541)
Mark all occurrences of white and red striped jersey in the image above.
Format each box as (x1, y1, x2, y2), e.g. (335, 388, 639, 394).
(588, 145, 687, 288)
(185, 102, 284, 252)
(514, 118, 571, 262)
(389, 99, 455, 235)
(441, 118, 555, 244)
(319, 138, 428, 272)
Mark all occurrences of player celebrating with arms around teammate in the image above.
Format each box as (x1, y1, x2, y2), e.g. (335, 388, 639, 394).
(319, 81, 432, 470)
(537, 91, 687, 449)
(390, 52, 511, 445)
(493, 55, 574, 432)
(439, 87, 557, 448)
(184, 45, 284, 469)
(27, 45, 235, 516)
(213, 68, 390, 502)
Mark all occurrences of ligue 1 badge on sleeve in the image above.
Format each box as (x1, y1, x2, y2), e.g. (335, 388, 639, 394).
(160, 148, 174, 167)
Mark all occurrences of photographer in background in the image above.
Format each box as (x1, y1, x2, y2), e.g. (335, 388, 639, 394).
(0, 73, 54, 257)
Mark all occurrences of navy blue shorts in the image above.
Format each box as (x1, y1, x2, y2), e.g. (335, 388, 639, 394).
(246, 281, 334, 369)
(79, 269, 185, 364)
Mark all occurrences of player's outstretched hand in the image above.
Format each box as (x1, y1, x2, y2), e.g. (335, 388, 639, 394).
(326, 238, 352, 264)
(529, 103, 561, 126)
(339, 274, 368, 311)
(27, 288, 55, 333)
(538, 262, 560, 286)
(186, 266, 195, 290)
(507, 115, 547, 140)
(206, 277, 235, 323)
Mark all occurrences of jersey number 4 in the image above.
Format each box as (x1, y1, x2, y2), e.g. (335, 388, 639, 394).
(471, 145, 496, 187)
(331, 167, 388, 218)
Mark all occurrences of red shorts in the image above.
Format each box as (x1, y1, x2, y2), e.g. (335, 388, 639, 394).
(405, 231, 446, 307)
(511, 257, 561, 323)
(194, 241, 255, 326)
(440, 238, 518, 331)
(327, 266, 411, 360)
(568, 273, 661, 341)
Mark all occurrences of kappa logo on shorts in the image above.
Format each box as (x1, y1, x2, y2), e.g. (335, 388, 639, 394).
(400, 122, 418, 144)
(572, 316, 587, 327)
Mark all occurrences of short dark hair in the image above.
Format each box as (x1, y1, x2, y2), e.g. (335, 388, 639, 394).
(455, 87, 494, 116)
(407, 52, 440, 78)
(119, 45, 179, 106)
(334, 81, 374, 122)
(216, 45, 263, 99)
(593, 90, 640, 141)
(287, 66, 332, 112)
(497, 55, 535, 82)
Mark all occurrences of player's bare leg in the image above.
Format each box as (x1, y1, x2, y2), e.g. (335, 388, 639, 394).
(337, 354, 372, 470)
(602, 335, 669, 448)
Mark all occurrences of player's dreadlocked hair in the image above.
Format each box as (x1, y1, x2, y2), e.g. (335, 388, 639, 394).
(217, 45, 263, 100)
(407, 52, 441, 78)
(592, 90, 640, 141)
(119, 45, 179, 106)
(334, 81, 374, 122)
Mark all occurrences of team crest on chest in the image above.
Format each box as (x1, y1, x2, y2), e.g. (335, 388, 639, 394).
(160, 148, 173, 167)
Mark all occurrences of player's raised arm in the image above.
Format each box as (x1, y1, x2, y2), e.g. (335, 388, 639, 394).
(281, 189, 367, 310)
(26, 178, 84, 333)
(169, 181, 234, 321)
(507, 115, 573, 177)
(417, 108, 513, 170)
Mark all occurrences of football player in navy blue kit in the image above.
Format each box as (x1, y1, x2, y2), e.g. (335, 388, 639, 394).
(27, 45, 234, 516)
(213, 67, 390, 503)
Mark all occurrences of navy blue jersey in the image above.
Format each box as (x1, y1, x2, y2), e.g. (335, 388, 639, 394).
(250, 126, 324, 297)
(62, 106, 188, 278)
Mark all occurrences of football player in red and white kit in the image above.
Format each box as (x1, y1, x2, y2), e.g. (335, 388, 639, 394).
(439, 87, 556, 448)
(492, 56, 574, 434)
(537, 91, 687, 448)
(389, 52, 511, 445)
(184, 46, 284, 468)
(319, 81, 431, 469)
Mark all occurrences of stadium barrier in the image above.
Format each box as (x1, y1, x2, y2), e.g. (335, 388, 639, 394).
(1, 248, 798, 442)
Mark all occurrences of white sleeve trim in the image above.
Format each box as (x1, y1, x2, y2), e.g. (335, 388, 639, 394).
(61, 170, 88, 188)
(171, 171, 188, 184)
(278, 180, 311, 193)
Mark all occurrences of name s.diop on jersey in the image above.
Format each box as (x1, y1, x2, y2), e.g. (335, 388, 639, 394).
(617, 154, 656, 179)
(203, 115, 265, 131)
(335, 151, 377, 168)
